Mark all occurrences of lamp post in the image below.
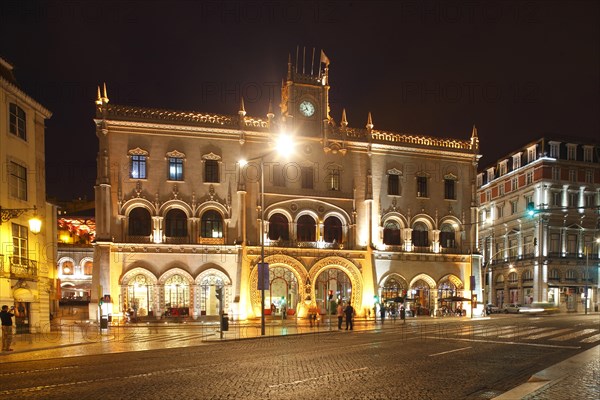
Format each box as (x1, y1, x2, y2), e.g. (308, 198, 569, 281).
(240, 134, 294, 336)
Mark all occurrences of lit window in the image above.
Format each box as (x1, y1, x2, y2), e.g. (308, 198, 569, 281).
(9, 103, 26, 140)
(168, 157, 184, 181)
(131, 155, 147, 179)
(201, 210, 223, 238)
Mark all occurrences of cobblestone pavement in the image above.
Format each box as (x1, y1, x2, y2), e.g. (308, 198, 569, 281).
(1, 314, 598, 399)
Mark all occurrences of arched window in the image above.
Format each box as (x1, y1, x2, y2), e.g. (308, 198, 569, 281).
(297, 215, 316, 242)
(128, 207, 152, 236)
(61, 261, 74, 275)
(164, 275, 190, 308)
(323, 216, 342, 243)
(201, 210, 223, 238)
(165, 209, 188, 237)
(440, 223, 456, 248)
(383, 221, 401, 245)
(412, 222, 429, 247)
(83, 261, 93, 275)
(268, 213, 289, 241)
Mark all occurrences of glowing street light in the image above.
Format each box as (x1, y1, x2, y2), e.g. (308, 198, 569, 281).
(0, 205, 42, 234)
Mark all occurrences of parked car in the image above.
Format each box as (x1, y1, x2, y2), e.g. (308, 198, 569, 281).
(486, 304, 501, 314)
(503, 303, 522, 313)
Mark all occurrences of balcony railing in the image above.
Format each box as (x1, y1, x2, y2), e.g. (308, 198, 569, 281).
(9, 256, 38, 279)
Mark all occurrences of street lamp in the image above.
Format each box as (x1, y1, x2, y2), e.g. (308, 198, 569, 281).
(0, 205, 42, 233)
(240, 134, 294, 336)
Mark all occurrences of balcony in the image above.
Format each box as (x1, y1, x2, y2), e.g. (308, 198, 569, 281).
(9, 256, 38, 280)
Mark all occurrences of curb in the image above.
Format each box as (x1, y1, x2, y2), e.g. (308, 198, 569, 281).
(493, 344, 600, 399)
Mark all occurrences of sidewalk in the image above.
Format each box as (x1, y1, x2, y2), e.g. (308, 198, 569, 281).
(494, 344, 600, 400)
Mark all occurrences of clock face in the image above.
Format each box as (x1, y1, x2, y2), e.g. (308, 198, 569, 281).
(299, 100, 315, 117)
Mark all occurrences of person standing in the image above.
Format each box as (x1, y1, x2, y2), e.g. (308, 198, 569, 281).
(336, 302, 344, 330)
(344, 303, 355, 330)
(1, 305, 15, 352)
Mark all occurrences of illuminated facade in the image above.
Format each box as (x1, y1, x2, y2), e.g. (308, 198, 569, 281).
(92, 52, 482, 321)
(477, 138, 600, 312)
(0, 57, 56, 333)
(56, 200, 95, 319)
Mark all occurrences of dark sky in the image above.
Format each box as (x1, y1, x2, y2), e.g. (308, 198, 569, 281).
(1, 1, 598, 201)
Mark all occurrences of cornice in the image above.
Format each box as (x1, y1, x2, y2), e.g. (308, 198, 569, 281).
(0, 76, 52, 118)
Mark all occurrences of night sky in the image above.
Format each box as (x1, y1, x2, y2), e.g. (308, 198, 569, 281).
(1, 1, 598, 201)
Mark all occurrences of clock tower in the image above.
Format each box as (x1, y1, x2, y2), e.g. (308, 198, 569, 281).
(280, 48, 331, 138)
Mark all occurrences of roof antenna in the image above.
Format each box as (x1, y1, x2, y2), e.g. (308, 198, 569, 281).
(302, 46, 306, 74)
(295, 45, 299, 73)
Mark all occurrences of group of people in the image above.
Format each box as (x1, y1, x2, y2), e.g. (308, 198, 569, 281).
(307, 302, 355, 330)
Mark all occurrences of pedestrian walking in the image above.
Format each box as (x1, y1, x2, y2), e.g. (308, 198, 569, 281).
(336, 302, 344, 330)
(1, 305, 15, 352)
(344, 303, 355, 330)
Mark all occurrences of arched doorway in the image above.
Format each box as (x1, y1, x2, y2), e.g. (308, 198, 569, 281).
(198, 274, 227, 317)
(164, 274, 190, 316)
(314, 268, 352, 315)
(126, 274, 153, 317)
(266, 266, 299, 317)
(410, 279, 432, 316)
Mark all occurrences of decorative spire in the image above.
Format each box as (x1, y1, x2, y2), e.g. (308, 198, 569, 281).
(341, 108, 348, 128)
(102, 82, 109, 103)
(95, 86, 102, 105)
(239, 97, 246, 117)
(287, 53, 292, 81)
(470, 124, 479, 149)
(366, 112, 374, 130)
